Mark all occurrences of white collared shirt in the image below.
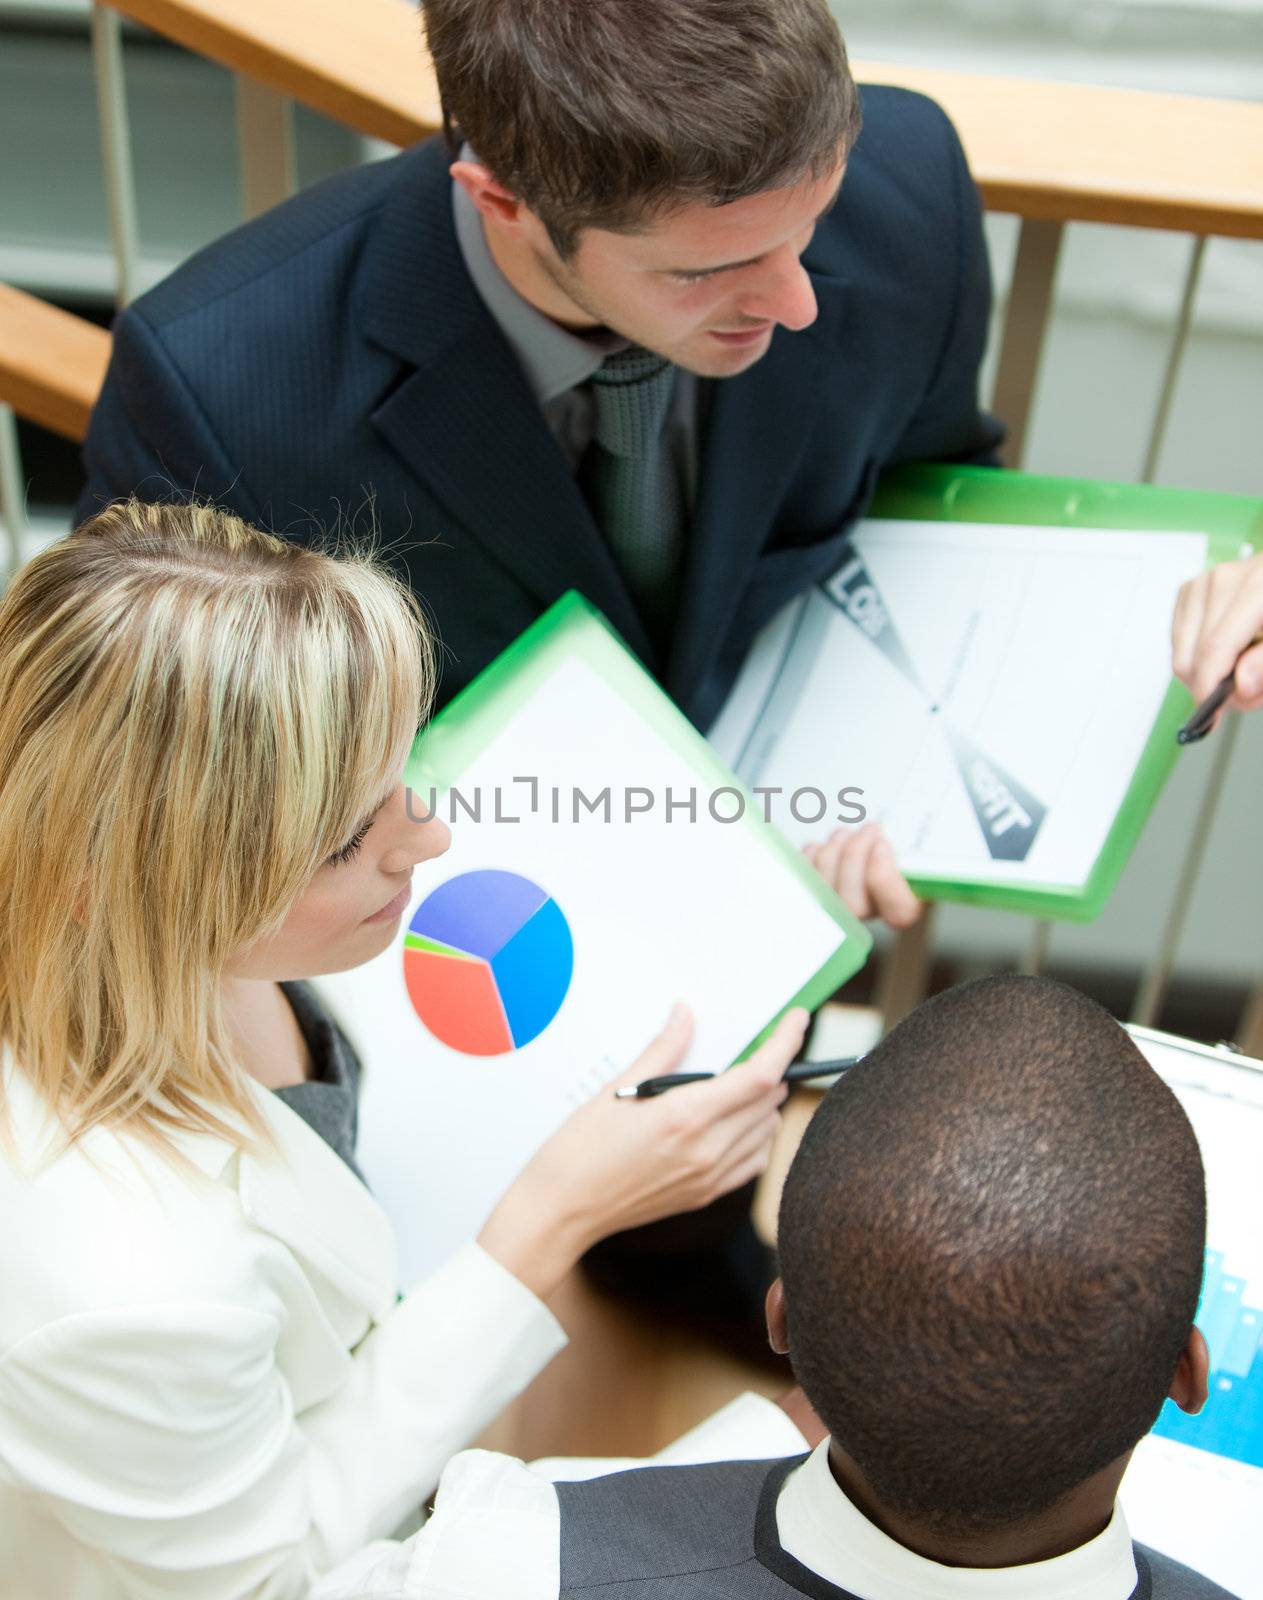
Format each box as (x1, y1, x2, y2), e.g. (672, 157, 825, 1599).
(312, 1427, 1141, 1600)
(777, 1441, 1138, 1600)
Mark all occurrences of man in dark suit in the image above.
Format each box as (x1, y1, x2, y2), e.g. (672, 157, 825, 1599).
(77, 0, 1001, 928)
(77, 0, 1001, 1338)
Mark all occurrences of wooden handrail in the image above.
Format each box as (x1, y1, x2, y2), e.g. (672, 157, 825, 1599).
(861, 64, 1263, 239)
(111, 0, 441, 151)
(8, 7, 1259, 443)
(0, 286, 112, 442)
(106, 0, 1263, 239)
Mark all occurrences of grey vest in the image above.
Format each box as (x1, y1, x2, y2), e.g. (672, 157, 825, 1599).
(556, 1456, 1240, 1600)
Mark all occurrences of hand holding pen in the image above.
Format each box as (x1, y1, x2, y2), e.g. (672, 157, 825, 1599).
(1172, 553, 1263, 742)
(478, 1004, 808, 1300)
(615, 1054, 860, 1099)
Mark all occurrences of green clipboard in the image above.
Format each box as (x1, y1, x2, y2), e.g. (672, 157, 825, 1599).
(406, 592, 873, 1056)
(866, 464, 1263, 921)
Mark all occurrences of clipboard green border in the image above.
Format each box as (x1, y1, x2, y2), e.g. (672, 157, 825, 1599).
(866, 464, 1263, 921)
(406, 593, 873, 1056)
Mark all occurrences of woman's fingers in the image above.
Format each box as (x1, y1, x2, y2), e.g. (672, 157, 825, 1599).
(691, 1114, 783, 1208)
(722, 1009, 809, 1099)
(611, 1005, 806, 1115)
(713, 1110, 783, 1181)
(611, 1002, 696, 1089)
(482, 1014, 802, 1293)
(644, 1015, 804, 1164)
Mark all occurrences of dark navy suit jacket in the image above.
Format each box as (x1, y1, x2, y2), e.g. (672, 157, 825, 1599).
(77, 86, 1003, 727)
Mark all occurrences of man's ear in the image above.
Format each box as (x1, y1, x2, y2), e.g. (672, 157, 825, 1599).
(450, 159, 524, 229)
(1169, 1326, 1210, 1416)
(766, 1277, 790, 1355)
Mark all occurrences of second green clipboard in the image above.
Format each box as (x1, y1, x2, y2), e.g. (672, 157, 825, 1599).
(869, 466, 1261, 919)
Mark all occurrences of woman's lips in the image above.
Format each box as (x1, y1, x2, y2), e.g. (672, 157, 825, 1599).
(363, 882, 411, 925)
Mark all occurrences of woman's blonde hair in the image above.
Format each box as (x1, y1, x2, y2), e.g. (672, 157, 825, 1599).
(0, 499, 433, 1151)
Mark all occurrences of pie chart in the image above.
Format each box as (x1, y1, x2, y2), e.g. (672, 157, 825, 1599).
(402, 869, 574, 1055)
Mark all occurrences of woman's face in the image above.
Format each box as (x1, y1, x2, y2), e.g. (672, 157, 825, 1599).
(230, 783, 451, 980)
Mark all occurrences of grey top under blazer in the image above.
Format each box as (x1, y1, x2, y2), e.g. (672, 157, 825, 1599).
(555, 1457, 1240, 1600)
(77, 86, 1003, 730)
(273, 980, 363, 1183)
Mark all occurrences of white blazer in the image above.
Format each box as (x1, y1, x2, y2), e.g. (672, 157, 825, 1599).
(0, 1064, 566, 1600)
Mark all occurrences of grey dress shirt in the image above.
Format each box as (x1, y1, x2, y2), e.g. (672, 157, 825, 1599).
(451, 178, 702, 510)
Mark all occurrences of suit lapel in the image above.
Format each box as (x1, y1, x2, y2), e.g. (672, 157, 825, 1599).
(237, 1083, 400, 1329)
(359, 142, 655, 667)
(28, 1067, 401, 1339)
(668, 271, 849, 713)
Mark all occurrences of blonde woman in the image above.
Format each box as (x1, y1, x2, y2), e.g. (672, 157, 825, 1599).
(0, 501, 804, 1600)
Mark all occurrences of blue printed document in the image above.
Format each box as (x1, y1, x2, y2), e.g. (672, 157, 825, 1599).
(1121, 1028, 1263, 1599)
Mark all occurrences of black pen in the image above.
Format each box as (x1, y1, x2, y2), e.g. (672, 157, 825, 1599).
(614, 1056, 861, 1100)
(1177, 633, 1263, 745)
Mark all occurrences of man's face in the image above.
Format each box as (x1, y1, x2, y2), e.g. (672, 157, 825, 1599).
(527, 160, 846, 378)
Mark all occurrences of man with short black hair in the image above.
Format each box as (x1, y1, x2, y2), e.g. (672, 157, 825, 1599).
(773, 973, 1210, 1570)
(315, 975, 1231, 1599)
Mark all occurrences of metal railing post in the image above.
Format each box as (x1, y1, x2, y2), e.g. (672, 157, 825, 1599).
(0, 404, 28, 585)
(876, 905, 939, 1032)
(992, 218, 1066, 468)
(1236, 980, 1263, 1059)
(235, 76, 298, 219)
(89, 3, 142, 308)
(1020, 919, 1054, 978)
(1140, 235, 1207, 485)
(1131, 715, 1243, 1029)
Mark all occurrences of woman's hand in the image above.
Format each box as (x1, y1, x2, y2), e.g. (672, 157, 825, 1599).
(478, 1004, 808, 1301)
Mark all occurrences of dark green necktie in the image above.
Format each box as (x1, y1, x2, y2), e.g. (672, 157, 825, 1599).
(581, 346, 686, 634)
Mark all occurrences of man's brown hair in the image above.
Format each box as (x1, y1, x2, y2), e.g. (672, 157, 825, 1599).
(422, 0, 861, 257)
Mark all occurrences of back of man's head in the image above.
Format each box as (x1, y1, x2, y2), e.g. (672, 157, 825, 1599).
(778, 975, 1206, 1535)
(422, 0, 860, 256)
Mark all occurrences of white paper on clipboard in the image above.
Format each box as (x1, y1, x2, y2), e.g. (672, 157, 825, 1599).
(709, 519, 1207, 889)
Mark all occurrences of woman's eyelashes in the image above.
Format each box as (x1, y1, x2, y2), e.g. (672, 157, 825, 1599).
(326, 819, 372, 867)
